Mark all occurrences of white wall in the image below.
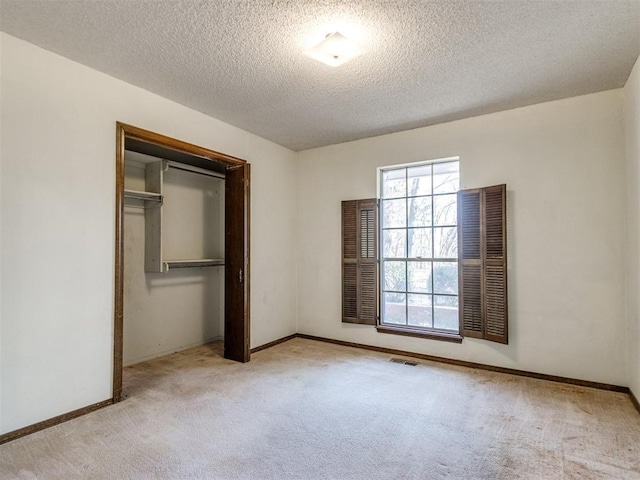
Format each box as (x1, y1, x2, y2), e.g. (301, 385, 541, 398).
(0, 33, 298, 434)
(123, 153, 225, 366)
(0, 32, 4, 427)
(298, 90, 627, 386)
(624, 56, 640, 398)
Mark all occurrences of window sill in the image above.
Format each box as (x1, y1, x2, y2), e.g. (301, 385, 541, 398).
(377, 325, 463, 343)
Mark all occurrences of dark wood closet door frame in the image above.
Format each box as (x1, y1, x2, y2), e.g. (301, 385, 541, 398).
(113, 122, 251, 402)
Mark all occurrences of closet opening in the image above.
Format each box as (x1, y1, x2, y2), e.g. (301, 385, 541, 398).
(113, 123, 250, 402)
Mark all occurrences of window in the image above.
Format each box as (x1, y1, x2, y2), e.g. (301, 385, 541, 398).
(340, 167, 508, 345)
(379, 159, 460, 335)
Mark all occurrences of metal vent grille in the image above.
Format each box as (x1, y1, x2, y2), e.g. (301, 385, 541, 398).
(389, 358, 418, 366)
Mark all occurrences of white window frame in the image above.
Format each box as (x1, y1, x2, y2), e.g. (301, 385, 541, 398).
(377, 157, 460, 334)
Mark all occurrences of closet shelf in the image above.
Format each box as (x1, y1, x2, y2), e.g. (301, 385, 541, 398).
(163, 259, 225, 271)
(124, 189, 162, 202)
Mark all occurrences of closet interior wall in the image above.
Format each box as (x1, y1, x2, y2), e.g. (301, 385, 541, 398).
(123, 150, 225, 366)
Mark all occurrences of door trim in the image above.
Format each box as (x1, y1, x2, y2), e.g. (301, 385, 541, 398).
(114, 122, 250, 402)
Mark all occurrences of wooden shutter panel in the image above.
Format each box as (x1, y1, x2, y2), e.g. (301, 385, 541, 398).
(458, 189, 484, 338)
(483, 185, 508, 344)
(342, 201, 358, 322)
(342, 199, 378, 325)
(458, 184, 508, 344)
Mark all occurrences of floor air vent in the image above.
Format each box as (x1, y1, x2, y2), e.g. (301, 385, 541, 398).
(390, 358, 418, 366)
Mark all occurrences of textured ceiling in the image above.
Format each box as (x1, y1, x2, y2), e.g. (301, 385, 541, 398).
(1, 1, 639, 151)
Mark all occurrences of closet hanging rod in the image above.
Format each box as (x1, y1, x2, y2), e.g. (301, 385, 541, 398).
(167, 161, 226, 180)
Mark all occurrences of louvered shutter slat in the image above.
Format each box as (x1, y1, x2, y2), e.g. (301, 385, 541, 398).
(360, 208, 375, 259)
(461, 191, 481, 260)
(485, 186, 505, 259)
(342, 263, 358, 320)
(461, 264, 483, 337)
(343, 202, 357, 259)
(359, 263, 377, 323)
(485, 263, 507, 342)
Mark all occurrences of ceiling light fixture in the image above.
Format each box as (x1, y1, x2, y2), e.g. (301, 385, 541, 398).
(304, 32, 365, 67)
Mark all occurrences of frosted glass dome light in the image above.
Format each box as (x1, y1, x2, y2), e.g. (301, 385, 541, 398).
(304, 32, 365, 67)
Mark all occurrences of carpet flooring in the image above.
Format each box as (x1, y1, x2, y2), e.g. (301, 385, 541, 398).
(1, 337, 639, 479)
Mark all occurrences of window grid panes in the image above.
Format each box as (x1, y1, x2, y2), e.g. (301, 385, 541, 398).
(380, 160, 459, 332)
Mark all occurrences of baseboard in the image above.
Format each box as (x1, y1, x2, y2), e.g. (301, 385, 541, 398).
(251, 333, 297, 354)
(0, 399, 113, 445)
(630, 389, 640, 416)
(295, 334, 629, 394)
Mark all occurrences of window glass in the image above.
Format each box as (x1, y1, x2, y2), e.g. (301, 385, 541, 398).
(433, 162, 458, 194)
(382, 169, 406, 199)
(408, 197, 432, 227)
(383, 292, 406, 325)
(408, 294, 432, 327)
(383, 199, 406, 228)
(408, 228, 433, 258)
(433, 194, 457, 226)
(383, 261, 406, 292)
(407, 165, 432, 196)
(434, 227, 457, 259)
(408, 261, 432, 293)
(433, 262, 458, 294)
(434, 296, 458, 331)
(383, 230, 406, 258)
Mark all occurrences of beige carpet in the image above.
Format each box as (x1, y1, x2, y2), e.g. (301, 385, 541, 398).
(1, 337, 639, 479)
